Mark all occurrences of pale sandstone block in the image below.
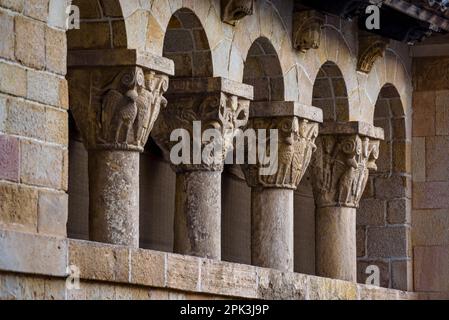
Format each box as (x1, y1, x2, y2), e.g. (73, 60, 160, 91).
(0, 0, 23, 12)
(166, 254, 199, 292)
(256, 268, 307, 300)
(20, 140, 64, 189)
(4, 98, 46, 141)
(200, 260, 257, 298)
(0, 182, 38, 232)
(15, 16, 45, 69)
(68, 240, 129, 283)
(24, 0, 49, 22)
(130, 249, 165, 287)
(27, 70, 64, 107)
(0, 62, 27, 97)
(0, 230, 67, 276)
(38, 190, 68, 237)
(48, 0, 69, 29)
(0, 10, 14, 60)
(45, 106, 68, 145)
(45, 26, 67, 75)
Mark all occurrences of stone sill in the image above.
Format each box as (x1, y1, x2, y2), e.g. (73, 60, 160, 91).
(0, 229, 419, 300)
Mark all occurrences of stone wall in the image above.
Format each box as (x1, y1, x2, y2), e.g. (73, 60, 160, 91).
(0, 229, 419, 300)
(412, 56, 449, 297)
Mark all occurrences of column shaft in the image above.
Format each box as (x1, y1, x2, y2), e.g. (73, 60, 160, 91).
(174, 171, 222, 259)
(88, 150, 139, 247)
(315, 207, 356, 282)
(251, 188, 294, 272)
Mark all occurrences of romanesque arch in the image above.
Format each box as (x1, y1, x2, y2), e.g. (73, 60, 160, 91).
(357, 83, 412, 290)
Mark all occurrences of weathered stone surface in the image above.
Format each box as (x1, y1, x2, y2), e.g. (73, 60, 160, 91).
(174, 171, 222, 260)
(0, 62, 27, 97)
(426, 136, 449, 181)
(316, 207, 357, 282)
(27, 70, 65, 107)
(367, 226, 410, 258)
(68, 240, 129, 283)
(356, 226, 366, 257)
(412, 91, 435, 137)
(414, 246, 449, 292)
(387, 198, 410, 225)
(256, 268, 307, 300)
(251, 188, 294, 272)
(0, 230, 67, 276)
(412, 137, 426, 182)
(412, 209, 449, 246)
(0, 0, 24, 11)
(201, 260, 257, 298)
(436, 90, 449, 135)
(374, 175, 410, 200)
(358, 199, 386, 226)
(37, 190, 68, 237)
(23, 0, 49, 22)
(0, 134, 19, 182)
(130, 249, 165, 287)
(89, 150, 140, 247)
(15, 16, 45, 69)
(67, 22, 110, 50)
(413, 182, 449, 209)
(0, 10, 14, 60)
(166, 254, 200, 292)
(391, 260, 412, 291)
(0, 182, 38, 232)
(46, 27, 67, 75)
(20, 140, 64, 189)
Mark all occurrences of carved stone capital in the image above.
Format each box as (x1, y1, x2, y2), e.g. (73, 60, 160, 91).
(68, 66, 169, 152)
(241, 102, 323, 190)
(67, 50, 173, 152)
(310, 122, 384, 208)
(221, 0, 254, 25)
(152, 78, 253, 173)
(293, 10, 325, 52)
(357, 31, 390, 73)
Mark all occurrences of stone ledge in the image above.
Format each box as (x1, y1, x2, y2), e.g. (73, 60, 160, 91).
(249, 101, 323, 123)
(0, 230, 419, 300)
(320, 121, 385, 140)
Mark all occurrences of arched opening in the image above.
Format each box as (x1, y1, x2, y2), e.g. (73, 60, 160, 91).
(221, 37, 284, 264)
(294, 61, 350, 274)
(66, 0, 127, 240)
(358, 84, 411, 290)
(140, 8, 214, 251)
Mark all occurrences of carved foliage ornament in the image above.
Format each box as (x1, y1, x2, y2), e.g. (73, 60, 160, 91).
(70, 67, 169, 152)
(221, 0, 254, 25)
(242, 117, 319, 190)
(293, 10, 325, 53)
(310, 134, 380, 208)
(152, 92, 250, 172)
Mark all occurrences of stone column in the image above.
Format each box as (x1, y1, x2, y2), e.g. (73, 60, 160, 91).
(152, 77, 253, 259)
(310, 121, 384, 281)
(68, 50, 173, 247)
(242, 101, 323, 272)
